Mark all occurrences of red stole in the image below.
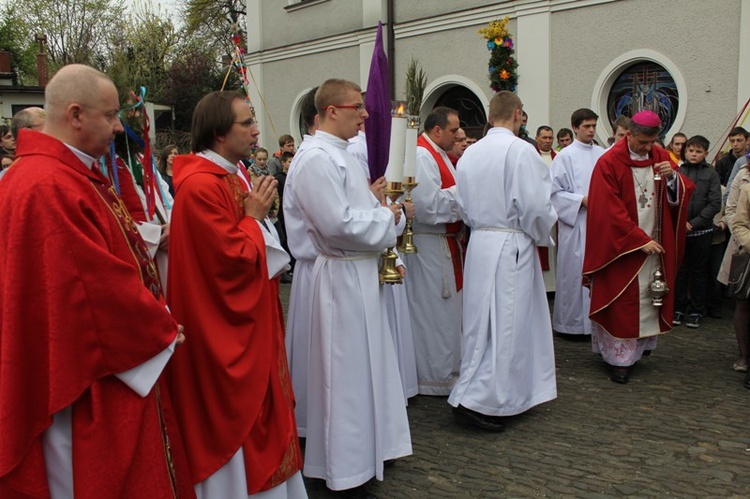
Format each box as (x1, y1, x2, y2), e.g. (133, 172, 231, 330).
(536, 148, 556, 271)
(417, 135, 464, 291)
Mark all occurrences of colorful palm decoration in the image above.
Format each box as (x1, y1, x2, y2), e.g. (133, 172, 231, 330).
(478, 17, 518, 93)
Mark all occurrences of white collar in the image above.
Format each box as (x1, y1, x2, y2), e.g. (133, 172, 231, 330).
(197, 149, 238, 173)
(64, 144, 98, 170)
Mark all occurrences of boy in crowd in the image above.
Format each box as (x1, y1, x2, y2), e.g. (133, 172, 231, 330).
(267, 134, 295, 175)
(716, 127, 749, 186)
(673, 135, 722, 328)
(275, 151, 294, 283)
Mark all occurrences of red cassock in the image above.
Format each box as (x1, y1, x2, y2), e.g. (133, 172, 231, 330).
(166, 155, 301, 494)
(582, 139, 694, 339)
(0, 130, 194, 498)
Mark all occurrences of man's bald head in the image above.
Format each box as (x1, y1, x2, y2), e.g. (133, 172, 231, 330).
(43, 64, 123, 158)
(45, 64, 114, 123)
(11, 107, 45, 139)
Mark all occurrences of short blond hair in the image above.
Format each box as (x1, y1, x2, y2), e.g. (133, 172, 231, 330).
(488, 91, 522, 123)
(315, 79, 362, 118)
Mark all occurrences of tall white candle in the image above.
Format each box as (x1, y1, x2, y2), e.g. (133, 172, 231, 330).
(385, 115, 407, 183)
(403, 127, 418, 178)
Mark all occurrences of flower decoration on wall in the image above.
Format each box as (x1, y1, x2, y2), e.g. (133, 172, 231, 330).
(478, 17, 519, 92)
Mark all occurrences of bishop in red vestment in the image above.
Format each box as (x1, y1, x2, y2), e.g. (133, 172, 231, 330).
(582, 110, 694, 383)
(166, 91, 303, 497)
(0, 79, 194, 497)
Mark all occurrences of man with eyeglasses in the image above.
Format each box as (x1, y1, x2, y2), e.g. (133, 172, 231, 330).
(403, 106, 464, 397)
(167, 90, 306, 497)
(290, 78, 411, 499)
(447, 127, 469, 166)
(0, 64, 194, 497)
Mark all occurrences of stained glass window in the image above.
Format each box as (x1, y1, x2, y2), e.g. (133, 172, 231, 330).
(607, 61, 679, 138)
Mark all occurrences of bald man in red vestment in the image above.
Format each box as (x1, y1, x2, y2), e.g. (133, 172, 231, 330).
(0, 64, 193, 498)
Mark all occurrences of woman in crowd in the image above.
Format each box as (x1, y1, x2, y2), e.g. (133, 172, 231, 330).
(718, 157, 750, 375)
(157, 144, 178, 197)
(0, 125, 15, 156)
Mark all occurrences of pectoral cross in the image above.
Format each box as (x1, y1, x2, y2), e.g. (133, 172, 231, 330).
(639, 192, 648, 209)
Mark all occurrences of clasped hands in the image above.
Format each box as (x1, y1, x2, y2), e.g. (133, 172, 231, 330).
(243, 175, 278, 220)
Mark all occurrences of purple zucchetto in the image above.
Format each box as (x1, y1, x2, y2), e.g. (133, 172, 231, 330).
(631, 110, 661, 128)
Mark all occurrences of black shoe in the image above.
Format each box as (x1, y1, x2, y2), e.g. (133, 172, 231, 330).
(673, 312, 684, 326)
(685, 314, 701, 328)
(452, 404, 505, 432)
(609, 366, 630, 384)
(744, 372, 750, 390)
(332, 485, 377, 499)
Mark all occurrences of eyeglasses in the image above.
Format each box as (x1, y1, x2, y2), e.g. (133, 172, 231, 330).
(234, 118, 257, 127)
(328, 104, 367, 112)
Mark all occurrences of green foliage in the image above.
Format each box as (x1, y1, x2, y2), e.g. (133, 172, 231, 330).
(0, 4, 37, 84)
(184, 0, 246, 55)
(14, 0, 126, 71)
(107, 7, 180, 104)
(163, 39, 229, 131)
(405, 59, 426, 116)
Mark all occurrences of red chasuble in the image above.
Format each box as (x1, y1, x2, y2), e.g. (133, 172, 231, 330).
(0, 130, 193, 498)
(166, 155, 301, 494)
(417, 135, 464, 291)
(582, 139, 694, 339)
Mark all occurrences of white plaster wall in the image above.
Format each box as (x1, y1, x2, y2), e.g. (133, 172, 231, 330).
(394, 0, 496, 23)
(393, 21, 507, 107)
(550, 0, 741, 145)
(259, 0, 363, 50)
(255, 46, 360, 147)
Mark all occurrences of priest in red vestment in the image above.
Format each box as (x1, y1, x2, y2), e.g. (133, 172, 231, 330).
(166, 91, 304, 498)
(0, 64, 194, 498)
(583, 110, 694, 384)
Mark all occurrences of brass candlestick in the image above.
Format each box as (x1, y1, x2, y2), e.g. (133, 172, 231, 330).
(379, 182, 404, 285)
(398, 176, 418, 254)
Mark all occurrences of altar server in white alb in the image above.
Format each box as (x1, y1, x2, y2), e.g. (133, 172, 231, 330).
(404, 106, 463, 396)
(291, 78, 412, 497)
(448, 91, 558, 432)
(283, 85, 319, 437)
(549, 108, 605, 338)
(349, 124, 419, 401)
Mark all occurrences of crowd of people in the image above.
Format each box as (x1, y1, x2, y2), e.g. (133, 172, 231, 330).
(1, 62, 748, 499)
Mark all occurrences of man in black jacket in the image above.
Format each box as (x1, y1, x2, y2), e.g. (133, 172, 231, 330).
(716, 127, 749, 186)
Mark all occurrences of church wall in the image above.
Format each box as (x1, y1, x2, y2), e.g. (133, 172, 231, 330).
(259, 0, 363, 51)
(393, 22, 498, 107)
(255, 46, 360, 146)
(394, 0, 496, 23)
(550, 0, 741, 145)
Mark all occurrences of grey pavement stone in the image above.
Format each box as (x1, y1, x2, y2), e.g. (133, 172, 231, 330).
(276, 284, 750, 498)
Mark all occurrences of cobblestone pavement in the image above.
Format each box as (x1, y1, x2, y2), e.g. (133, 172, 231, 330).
(279, 285, 750, 498)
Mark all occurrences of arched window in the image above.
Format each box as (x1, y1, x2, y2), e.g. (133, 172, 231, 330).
(434, 86, 487, 140)
(606, 61, 679, 139)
